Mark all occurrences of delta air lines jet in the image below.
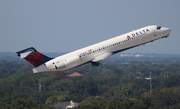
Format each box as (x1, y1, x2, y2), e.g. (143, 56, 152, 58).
(17, 25, 171, 73)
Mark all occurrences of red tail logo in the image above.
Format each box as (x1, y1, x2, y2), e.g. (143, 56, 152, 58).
(17, 47, 53, 67)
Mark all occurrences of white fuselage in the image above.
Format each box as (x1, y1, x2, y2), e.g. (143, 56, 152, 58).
(33, 25, 171, 73)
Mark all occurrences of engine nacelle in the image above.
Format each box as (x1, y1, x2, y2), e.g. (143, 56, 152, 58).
(55, 55, 81, 70)
(91, 61, 100, 66)
(64, 55, 81, 68)
(55, 62, 65, 69)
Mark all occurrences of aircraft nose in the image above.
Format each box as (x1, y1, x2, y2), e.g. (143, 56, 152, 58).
(163, 28, 171, 37)
(166, 28, 171, 34)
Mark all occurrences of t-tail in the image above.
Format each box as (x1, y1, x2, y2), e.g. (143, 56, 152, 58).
(16, 47, 53, 67)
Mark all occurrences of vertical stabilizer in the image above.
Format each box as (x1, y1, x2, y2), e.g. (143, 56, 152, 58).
(17, 47, 53, 67)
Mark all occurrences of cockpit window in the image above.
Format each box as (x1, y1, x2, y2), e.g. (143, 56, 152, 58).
(157, 25, 161, 30)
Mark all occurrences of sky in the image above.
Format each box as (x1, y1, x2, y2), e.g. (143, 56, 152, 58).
(0, 0, 180, 54)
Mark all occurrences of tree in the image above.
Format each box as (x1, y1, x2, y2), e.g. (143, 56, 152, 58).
(10, 98, 55, 109)
(46, 96, 58, 105)
(114, 83, 137, 99)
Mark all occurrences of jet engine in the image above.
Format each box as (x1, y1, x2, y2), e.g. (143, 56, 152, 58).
(55, 55, 81, 70)
(55, 62, 65, 69)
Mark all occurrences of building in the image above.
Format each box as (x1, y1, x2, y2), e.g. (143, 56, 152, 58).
(54, 101, 79, 109)
(68, 72, 82, 77)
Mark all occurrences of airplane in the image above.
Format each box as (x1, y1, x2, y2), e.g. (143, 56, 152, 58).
(17, 25, 171, 73)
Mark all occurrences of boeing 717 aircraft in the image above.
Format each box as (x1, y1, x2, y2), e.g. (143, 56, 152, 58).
(17, 25, 171, 73)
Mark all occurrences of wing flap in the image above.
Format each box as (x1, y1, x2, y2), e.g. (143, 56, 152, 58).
(92, 52, 112, 62)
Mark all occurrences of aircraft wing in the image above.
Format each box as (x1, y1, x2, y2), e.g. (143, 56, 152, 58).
(92, 52, 112, 62)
